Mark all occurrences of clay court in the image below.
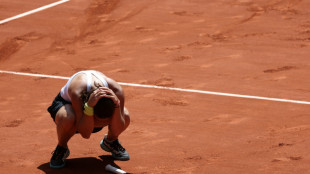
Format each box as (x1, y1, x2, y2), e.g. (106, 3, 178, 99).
(0, 0, 310, 173)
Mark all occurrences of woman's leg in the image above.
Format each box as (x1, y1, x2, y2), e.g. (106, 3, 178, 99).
(101, 107, 130, 161)
(107, 107, 130, 141)
(50, 104, 76, 168)
(55, 104, 77, 147)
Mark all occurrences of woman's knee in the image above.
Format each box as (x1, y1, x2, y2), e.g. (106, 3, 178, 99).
(124, 107, 130, 128)
(55, 105, 76, 129)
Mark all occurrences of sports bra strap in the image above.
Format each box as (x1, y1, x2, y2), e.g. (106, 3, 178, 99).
(91, 71, 109, 88)
(86, 71, 92, 92)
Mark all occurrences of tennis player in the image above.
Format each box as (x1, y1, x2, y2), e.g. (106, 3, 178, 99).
(47, 70, 130, 169)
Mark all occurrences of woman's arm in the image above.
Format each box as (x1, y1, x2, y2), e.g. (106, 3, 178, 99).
(70, 90, 95, 139)
(68, 75, 95, 139)
(104, 78, 126, 139)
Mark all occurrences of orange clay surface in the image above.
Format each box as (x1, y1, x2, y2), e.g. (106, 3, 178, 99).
(1, 0, 310, 173)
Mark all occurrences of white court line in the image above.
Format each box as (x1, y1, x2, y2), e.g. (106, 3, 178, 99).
(0, 0, 70, 25)
(1, 70, 310, 105)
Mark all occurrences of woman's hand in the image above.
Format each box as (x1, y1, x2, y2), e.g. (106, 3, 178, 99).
(98, 87, 120, 106)
(87, 87, 119, 107)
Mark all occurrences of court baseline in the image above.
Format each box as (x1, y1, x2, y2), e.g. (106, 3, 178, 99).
(1, 70, 309, 105)
(0, 0, 70, 25)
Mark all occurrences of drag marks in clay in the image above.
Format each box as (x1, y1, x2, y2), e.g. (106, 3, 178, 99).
(163, 45, 182, 53)
(203, 114, 247, 125)
(263, 66, 297, 73)
(170, 10, 203, 17)
(270, 125, 310, 134)
(135, 26, 156, 33)
(81, 0, 119, 36)
(266, 125, 307, 163)
(162, 41, 210, 55)
(272, 156, 302, 162)
(187, 41, 211, 48)
(173, 55, 192, 61)
(291, 21, 310, 43)
(0, 32, 43, 61)
(142, 76, 175, 87)
(109, 68, 130, 73)
(184, 153, 221, 165)
(232, 0, 302, 15)
(152, 98, 188, 107)
(4, 119, 24, 128)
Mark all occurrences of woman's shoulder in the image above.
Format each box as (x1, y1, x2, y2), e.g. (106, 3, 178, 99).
(68, 73, 88, 96)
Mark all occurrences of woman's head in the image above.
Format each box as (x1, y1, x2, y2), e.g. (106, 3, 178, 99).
(81, 85, 116, 119)
(94, 97, 115, 118)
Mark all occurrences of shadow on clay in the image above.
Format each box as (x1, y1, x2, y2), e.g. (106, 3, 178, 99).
(37, 155, 121, 174)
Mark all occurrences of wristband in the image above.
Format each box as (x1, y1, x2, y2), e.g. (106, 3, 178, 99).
(84, 103, 94, 116)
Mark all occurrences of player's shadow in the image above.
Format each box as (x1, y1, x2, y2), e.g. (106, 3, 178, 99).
(37, 155, 120, 174)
